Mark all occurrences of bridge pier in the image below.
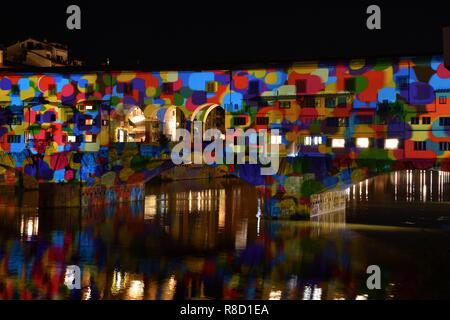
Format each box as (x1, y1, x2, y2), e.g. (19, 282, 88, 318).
(38, 183, 81, 208)
(38, 182, 145, 208)
(81, 183, 145, 206)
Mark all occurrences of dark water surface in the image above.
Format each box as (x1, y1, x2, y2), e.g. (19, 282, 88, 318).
(0, 170, 449, 300)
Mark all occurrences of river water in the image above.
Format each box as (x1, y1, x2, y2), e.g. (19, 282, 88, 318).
(0, 170, 449, 300)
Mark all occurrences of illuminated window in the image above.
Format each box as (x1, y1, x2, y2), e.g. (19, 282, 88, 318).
(271, 135, 282, 145)
(20, 215, 39, 240)
(85, 134, 96, 143)
(304, 136, 323, 146)
(422, 117, 431, 125)
(440, 142, 450, 151)
(85, 119, 94, 125)
(439, 117, 450, 126)
(206, 81, 218, 93)
(327, 117, 348, 127)
(280, 101, 291, 109)
(385, 138, 399, 150)
(8, 135, 21, 143)
(410, 117, 420, 125)
(325, 97, 336, 108)
(118, 129, 126, 142)
(67, 135, 77, 143)
(337, 95, 348, 107)
(256, 117, 269, 125)
(337, 117, 348, 127)
(102, 120, 109, 126)
(356, 138, 370, 148)
(233, 117, 246, 126)
(11, 115, 22, 125)
(332, 138, 345, 148)
(24, 131, 32, 143)
(85, 105, 94, 110)
(413, 141, 427, 151)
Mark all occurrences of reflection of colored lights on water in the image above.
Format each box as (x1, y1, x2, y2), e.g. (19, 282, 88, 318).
(1, 177, 448, 300)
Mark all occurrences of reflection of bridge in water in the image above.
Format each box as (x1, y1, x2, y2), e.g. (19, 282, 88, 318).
(311, 169, 450, 229)
(2, 174, 450, 300)
(346, 170, 450, 204)
(1, 173, 450, 300)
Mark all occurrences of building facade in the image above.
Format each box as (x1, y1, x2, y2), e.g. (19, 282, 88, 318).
(0, 55, 450, 187)
(4, 38, 82, 67)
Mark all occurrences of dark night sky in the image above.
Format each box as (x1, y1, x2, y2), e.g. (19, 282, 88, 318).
(2, 1, 450, 68)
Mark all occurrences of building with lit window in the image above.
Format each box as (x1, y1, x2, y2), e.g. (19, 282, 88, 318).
(4, 38, 82, 67)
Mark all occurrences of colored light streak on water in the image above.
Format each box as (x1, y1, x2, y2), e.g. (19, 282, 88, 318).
(0, 173, 449, 299)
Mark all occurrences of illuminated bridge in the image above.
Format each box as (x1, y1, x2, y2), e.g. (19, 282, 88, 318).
(1, 56, 450, 218)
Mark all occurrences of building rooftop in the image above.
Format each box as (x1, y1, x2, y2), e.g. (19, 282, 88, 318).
(0, 52, 444, 74)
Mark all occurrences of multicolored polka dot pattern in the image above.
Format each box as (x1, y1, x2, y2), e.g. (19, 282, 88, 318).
(1, 56, 450, 215)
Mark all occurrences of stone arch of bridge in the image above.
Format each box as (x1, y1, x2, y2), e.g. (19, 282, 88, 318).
(190, 103, 225, 137)
(144, 105, 187, 142)
(112, 105, 147, 143)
